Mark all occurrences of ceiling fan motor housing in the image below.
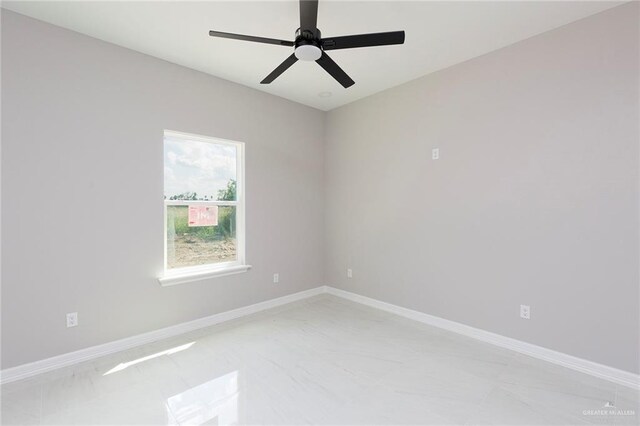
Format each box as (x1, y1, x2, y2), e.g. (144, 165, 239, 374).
(294, 28, 322, 61)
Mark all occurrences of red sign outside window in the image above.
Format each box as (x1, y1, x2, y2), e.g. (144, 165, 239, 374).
(188, 206, 219, 227)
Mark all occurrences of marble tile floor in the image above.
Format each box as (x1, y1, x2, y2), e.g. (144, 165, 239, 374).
(1, 294, 638, 425)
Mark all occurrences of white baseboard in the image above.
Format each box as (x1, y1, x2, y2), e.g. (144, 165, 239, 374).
(325, 286, 640, 390)
(0, 286, 325, 384)
(3, 285, 638, 391)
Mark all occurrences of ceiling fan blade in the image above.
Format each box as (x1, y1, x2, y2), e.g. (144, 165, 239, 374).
(316, 52, 355, 88)
(299, 0, 319, 30)
(209, 30, 294, 47)
(322, 31, 405, 51)
(261, 54, 299, 84)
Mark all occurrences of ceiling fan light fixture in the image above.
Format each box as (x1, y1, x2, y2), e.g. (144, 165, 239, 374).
(209, 0, 405, 88)
(295, 44, 322, 61)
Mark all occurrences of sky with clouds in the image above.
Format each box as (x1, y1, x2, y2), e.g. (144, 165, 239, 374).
(164, 135, 236, 199)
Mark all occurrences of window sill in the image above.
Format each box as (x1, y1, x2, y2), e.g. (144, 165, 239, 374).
(158, 264, 252, 287)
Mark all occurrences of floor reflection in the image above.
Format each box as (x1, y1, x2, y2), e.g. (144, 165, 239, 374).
(167, 371, 239, 425)
(103, 342, 196, 375)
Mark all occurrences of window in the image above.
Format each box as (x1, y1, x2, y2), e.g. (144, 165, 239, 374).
(159, 130, 249, 286)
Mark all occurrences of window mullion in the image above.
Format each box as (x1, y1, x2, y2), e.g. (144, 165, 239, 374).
(165, 200, 238, 207)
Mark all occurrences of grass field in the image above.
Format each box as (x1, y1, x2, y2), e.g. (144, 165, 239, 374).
(166, 205, 236, 269)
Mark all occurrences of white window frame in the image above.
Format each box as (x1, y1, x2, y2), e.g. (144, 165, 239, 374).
(158, 130, 250, 286)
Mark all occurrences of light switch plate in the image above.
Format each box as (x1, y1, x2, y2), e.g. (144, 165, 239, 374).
(66, 312, 78, 328)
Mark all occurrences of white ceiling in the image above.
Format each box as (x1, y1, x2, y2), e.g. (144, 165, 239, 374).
(2, 1, 625, 111)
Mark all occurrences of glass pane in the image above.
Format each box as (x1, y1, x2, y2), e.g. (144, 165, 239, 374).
(166, 205, 237, 269)
(164, 136, 237, 201)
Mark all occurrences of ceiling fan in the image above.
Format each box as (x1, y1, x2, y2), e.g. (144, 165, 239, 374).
(208, 0, 405, 88)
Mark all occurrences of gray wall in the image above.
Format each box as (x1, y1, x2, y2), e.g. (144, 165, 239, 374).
(325, 3, 639, 373)
(1, 11, 325, 369)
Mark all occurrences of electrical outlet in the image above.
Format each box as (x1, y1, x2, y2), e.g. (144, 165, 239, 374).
(66, 312, 78, 328)
(432, 148, 440, 160)
(347, 268, 353, 279)
(273, 273, 279, 283)
(520, 305, 530, 320)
